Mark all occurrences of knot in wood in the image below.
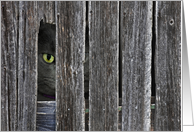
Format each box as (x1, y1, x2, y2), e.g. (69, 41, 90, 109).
(169, 19, 174, 26)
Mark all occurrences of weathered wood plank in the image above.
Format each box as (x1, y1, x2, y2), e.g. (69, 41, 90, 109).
(55, 1, 85, 131)
(1, 1, 38, 131)
(1, 1, 19, 130)
(17, 1, 38, 130)
(120, 1, 153, 131)
(89, 1, 119, 131)
(154, 1, 181, 131)
(36, 101, 56, 131)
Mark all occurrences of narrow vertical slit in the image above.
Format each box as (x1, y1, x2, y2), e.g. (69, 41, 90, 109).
(151, 2, 156, 97)
(119, 1, 122, 106)
(16, 17, 19, 131)
(37, 20, 56, 101)
(84, 1, 89, 131)
(118, 1, 122, 131)
(151, 1, 156, 131)
(84, 1, 89, 100)
(36, 20, 56, 131)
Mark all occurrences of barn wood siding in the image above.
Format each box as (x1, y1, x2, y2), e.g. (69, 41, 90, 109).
(55, 1, 85, 131)
(89, 1, 119, 131)
(1, 1, 181, 131)
(154, 1, 181, 131)
(120, 1, 153, 131)
(1, 1, 38, 131)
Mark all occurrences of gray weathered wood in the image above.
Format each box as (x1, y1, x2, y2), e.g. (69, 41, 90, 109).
(36, 101, 56, 131)
(37, 1, 55, 24)
(1, 1, 19, 130)
(1, 1, 182, 131)
(89, 1, 119, 131)
(120, 1, 153, 131)
(55, 1, 85, 131)
(17, 1, 38, 130)
(1, 1, 38, 130)
(154, 1, 181, 131)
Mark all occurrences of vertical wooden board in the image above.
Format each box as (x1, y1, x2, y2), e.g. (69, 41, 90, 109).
(56, 1, 85, 131)
(1, 1, 38, 131)
(1, 1, 19, 130)
(120, 1, 152, 131)
(154, 1, 181, 131)
(89, 1, 119, 131)
(17, 1, 38, 130)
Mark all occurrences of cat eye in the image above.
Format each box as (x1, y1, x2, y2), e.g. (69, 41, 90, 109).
(43, 54, 54, 63)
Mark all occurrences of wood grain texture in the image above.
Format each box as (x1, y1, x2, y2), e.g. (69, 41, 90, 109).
(17, 1, 38, 130)
(1, 1, 38, 130)
(120, 1, 153, 131)
(36, 101, 56, 131)
(154, 1, 181, 131)
(55, 1, 85, 131)
(37, 1, 55, 24)
(1, 1, 19, 130)
(89, 1, 119, 131)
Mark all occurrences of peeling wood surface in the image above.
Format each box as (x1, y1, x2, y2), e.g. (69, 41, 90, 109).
(120, 1, 153, 131)
(55, 1, 85, 131)
(36, 101, 56, 131)
(154, 1, 181, 131)
(1, 1, 38, 131)
(89, 1, 119, 131)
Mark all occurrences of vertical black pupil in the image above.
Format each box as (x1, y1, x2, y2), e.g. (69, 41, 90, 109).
(47, 54, 51, 60)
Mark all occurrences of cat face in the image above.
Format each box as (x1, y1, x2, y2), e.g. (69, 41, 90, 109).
(38, 21, 56, 100)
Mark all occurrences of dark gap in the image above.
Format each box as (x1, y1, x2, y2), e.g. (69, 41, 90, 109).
(16, 2, 19, 129)
(119, 1, 122, 106)
(23, 71, 25, 81)
(85, 1, 89, 131)
(151, 1, 156, 97)
(84, 1, 89, 100)
(151, 1, 156, 131)
(118, 1, 122, 131)
(37, 20, 56, 101)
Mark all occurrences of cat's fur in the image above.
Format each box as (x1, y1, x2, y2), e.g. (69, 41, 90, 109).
(38, 21, 56, 101)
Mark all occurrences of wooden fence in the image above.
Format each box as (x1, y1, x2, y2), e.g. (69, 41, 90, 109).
(1, 1, 181, 131)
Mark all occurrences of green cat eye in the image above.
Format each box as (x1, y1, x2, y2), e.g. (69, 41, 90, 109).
(43, 54, 54, 63)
